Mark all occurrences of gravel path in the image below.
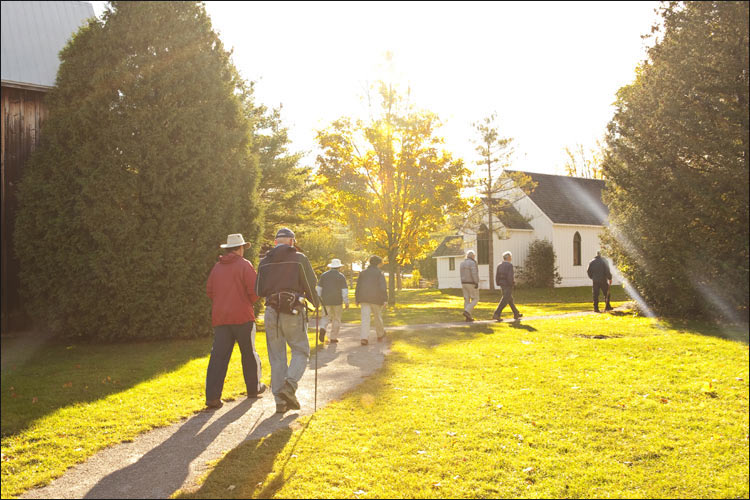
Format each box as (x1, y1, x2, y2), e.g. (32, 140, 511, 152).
(20, 307, 624, 499)
(21, 326, 390, 499)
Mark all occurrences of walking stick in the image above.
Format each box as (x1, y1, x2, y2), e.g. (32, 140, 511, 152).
(314, 304, 319, 412)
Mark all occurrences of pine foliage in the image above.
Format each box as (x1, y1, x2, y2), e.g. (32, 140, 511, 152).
(517, 239, 562, 288)
(602, 1, 749, 322)
(14, 1, 260, 340)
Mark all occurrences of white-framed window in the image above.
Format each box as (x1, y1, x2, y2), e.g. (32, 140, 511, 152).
(449, 257, 455, 271)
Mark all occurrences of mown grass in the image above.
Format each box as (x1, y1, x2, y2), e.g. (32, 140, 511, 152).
(342, 286, 629, 325)
(0, 326, 322, 499)
(178, 314, 749, 499)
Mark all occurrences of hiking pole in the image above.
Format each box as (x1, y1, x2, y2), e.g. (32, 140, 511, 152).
(314, 304, 319, 412)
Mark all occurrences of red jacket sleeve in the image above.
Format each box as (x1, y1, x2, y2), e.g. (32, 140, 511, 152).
(244, 261, 259, 305)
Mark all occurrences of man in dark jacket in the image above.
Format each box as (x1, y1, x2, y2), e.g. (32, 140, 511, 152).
(355, 255, 388, 345)
(205, 233, 266, 409)
(492, 251, 523, 321)
(586, 251, 613, 312)
(256, 228, 319, 414)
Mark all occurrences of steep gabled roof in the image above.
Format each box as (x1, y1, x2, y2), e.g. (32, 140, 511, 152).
(507, 170, 609, 226)
(1, 1, 95, 89)
(495, 204, 534, 230)
(431, 235, 464, 258)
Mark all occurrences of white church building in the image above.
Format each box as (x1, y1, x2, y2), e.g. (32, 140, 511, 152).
(433, 171, 621, 289)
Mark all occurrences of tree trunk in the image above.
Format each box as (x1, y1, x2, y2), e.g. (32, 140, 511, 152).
(488, 208, 495, 291)
(397, 264, 403, 290)
(387, 251, 397, 306)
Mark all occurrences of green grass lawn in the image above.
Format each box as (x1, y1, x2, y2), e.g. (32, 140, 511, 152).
(179, 314, 749, 499)
(1, 287, 746, 499)
(342, 286, 629, 325)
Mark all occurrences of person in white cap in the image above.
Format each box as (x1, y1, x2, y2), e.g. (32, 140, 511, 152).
(316, 258, 350, 343)
(205, 233, 265, 409)
(460, 249, 480, 322)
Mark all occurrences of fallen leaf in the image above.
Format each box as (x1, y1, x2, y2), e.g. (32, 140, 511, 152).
(417, 450, 427, 454)
(432, 482, 442, 488)
(496, 404, 503, 409)
(227, 485, 236, 491)
(75, 447, 83, 452)
(62, 382, 72, 388)
(521, 340, 532, 345)
(9, 387, 14, 391)
(523, 466, 535, 473)
(414, 430, 421, 434)
(32, 397, 38, 404)
(660, 398, 669, 404)
(353, 490, 366, 496)
(76, 364, 81, 369)
(447, 432, 457, 436)
(453, 475, 460, 480)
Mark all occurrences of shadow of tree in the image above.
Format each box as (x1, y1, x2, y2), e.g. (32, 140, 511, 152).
(1, 335, 213, 436)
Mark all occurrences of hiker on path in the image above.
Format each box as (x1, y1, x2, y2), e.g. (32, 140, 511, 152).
(355, 255, 388, 346)
(460, 249, 480, 322)
(587, 251, 613, 312)
(492, 251, 523, 322)
(256, 228, 319, 414)
(316, 258, 350, 344)
(205, 233, 265, 409)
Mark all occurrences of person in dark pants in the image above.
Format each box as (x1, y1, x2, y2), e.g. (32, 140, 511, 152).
(587, 251, 613, 312)
(205, 233, 266, 409)
(492, 251, 523, 322)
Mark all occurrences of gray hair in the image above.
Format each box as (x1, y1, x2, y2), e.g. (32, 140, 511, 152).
(502, 251, 512, 260)
(466, 249, 475, 258)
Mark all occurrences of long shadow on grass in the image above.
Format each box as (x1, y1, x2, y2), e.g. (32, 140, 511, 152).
(84, 399, 260, 499)
(177, 416, 312, 499)
(658, 319, 749, 345)
(0, 334, 212, 436)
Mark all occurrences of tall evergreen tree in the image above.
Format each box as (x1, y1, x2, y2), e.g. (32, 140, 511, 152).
(14, 1, 261, 340)
(602, 1, 749, 322)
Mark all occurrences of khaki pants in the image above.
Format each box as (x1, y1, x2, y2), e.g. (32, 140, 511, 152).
(462, 283, 479, 316)
(320, 304, 343, 340)
(360, 303, 385, 340)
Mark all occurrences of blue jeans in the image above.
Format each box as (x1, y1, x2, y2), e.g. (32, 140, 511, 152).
(264, 307, 309, 405)
(206, 321, 261, 401)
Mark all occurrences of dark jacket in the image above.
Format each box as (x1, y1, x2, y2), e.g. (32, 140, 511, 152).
(318, 269, 348, 306)
(586, 256, 612, 282)
(355, 265, 388, 305)
(256, 244, 319, 307)
(495, 261, 514, 288)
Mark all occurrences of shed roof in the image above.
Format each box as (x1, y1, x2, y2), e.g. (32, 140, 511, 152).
(431, 235, 464, 258)
(507, 170, 609, 226)
(1, 1, 95, 90)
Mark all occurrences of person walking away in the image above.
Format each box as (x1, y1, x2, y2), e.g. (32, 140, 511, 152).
(256, 228, 319, 414)
(355, 255, 388, 345)
(460, 250, 480, 322)
(492, 251, 523, 322)
(587, 251, 613, 312)
(205, 233, 266, 409)
(316, 258, 350, 344)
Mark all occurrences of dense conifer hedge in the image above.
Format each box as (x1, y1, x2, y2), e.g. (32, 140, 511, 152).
(14, 2, 261, 340)
(517, 239, 562, 288)
(602, 2, 749, 322)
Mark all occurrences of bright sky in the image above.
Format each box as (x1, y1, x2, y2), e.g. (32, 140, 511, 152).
(90, 1, 660, 176)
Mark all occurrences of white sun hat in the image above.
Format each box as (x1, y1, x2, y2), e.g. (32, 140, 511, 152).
(220, 233, 250, 249)
(327, 258, 344, 268)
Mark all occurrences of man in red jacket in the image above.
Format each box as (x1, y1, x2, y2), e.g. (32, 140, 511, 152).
(205, 233, 266, 409)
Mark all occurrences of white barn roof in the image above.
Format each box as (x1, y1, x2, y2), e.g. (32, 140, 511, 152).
(1, 1, 95, 90)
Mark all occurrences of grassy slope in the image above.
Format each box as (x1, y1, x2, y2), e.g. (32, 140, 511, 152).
(179, 315, 749, 499)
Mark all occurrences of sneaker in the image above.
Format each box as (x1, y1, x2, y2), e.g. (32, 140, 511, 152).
(329, 338, 339, 343)
(276, 403, 288, 414)
(514, 313, 523, 320)
(278, 381, 301, 410)
(495, 317, 503, 323)
(594, 309, 601, 313)
(361, 339, 369, 346)
(206, 399, 223, 409)
(463, 310, 471, 321)
(319, 327, 326, 343)
(377, 333, 386, 342)
(248, 383, 267, 399)
(604, 306, 614, 312)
